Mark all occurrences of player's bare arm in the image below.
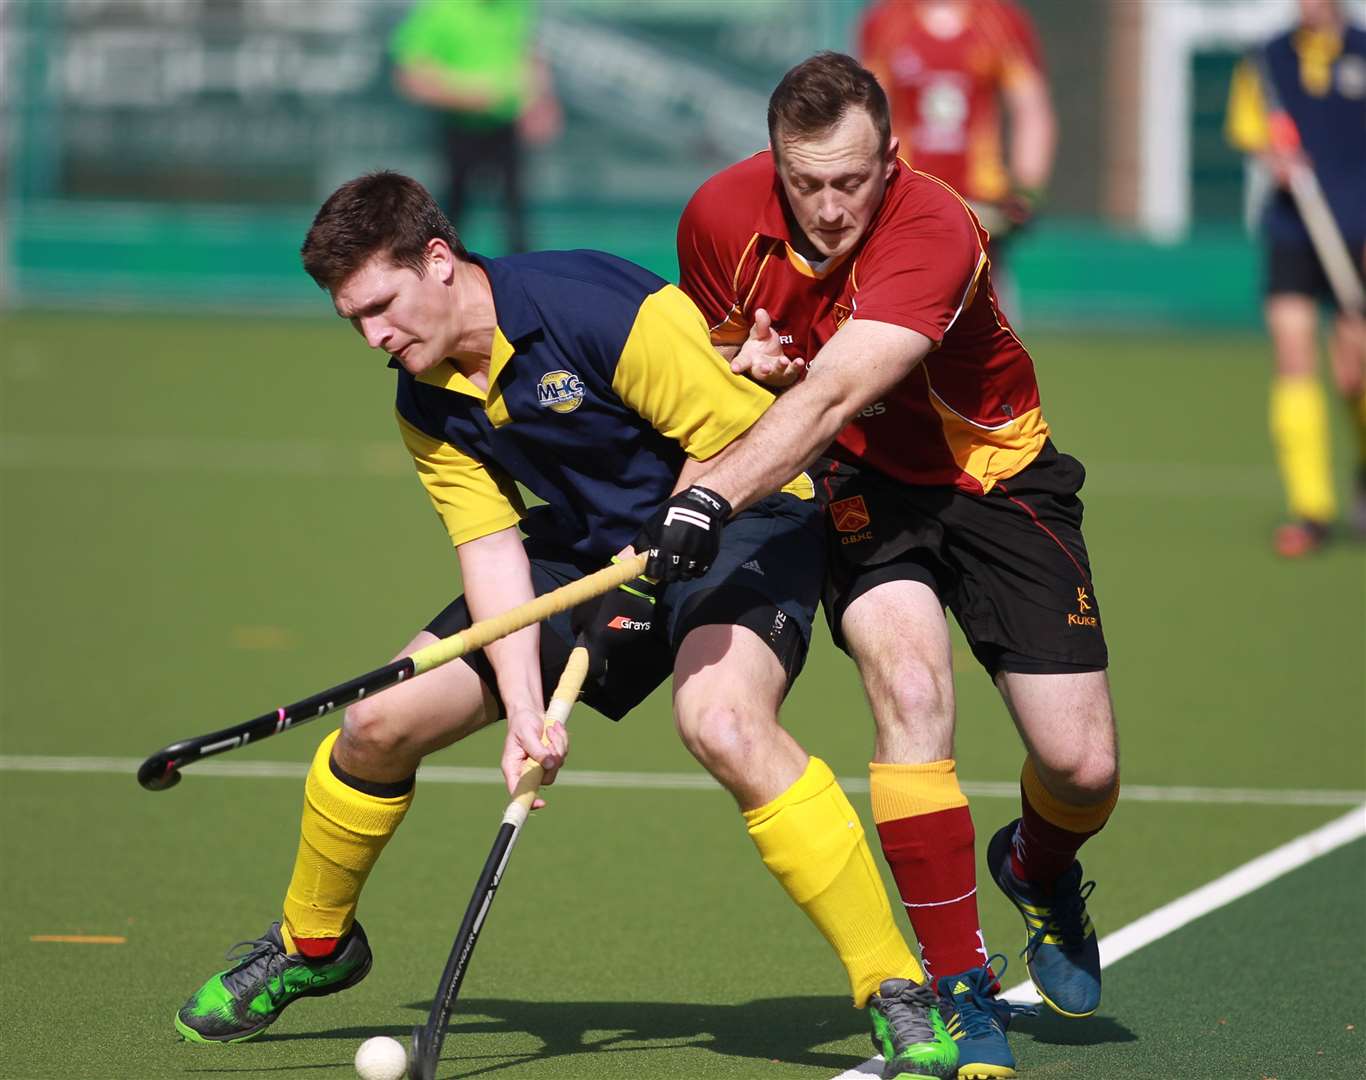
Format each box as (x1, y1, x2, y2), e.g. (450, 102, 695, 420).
(458, 527, 566, 800)
(700, 318, 932, 512)
(1002, 65, 1057, 197)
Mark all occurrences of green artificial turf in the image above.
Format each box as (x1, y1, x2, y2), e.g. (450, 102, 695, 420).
(2, 312, 1363, 1079)
(1007, 838, 1366, 1080)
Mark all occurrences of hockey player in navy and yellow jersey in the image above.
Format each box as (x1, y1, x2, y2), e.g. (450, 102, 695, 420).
(174, 171, 957, 1077)
(1226, 0, 1366, 556)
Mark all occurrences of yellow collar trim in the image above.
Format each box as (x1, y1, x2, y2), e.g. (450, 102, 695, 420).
(415, 359, 482, 399)
(412, 326, 517, 403)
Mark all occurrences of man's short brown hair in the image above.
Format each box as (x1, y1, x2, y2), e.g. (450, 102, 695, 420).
(300, 171, 466, 291)
(767, 51, 891, 159)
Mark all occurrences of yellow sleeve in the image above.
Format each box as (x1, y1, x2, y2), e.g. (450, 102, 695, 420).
(1226, 57, 1270, 153)
(396, 412, 525, 547)
(612, 284, 775, 461)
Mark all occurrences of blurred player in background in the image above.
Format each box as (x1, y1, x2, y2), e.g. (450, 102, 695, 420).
(174, 172, 959, 1080)
(639, 51, 1118, 1080)
(391, 0, 561, 253)
(859, 0, 1056, 312)
(1226, 0, 1366, 557)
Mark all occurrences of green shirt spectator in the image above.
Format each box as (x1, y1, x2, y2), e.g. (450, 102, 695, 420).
(390, 0, 560, 253)
(391, 0, 537, 129)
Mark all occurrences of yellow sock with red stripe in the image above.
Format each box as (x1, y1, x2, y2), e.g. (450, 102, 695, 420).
(1270, 375, 1336, 522)
(871, 759, 988, 981)
(281, 729, 413, 956)
(744, 757, 924, 1006)
(1011, 757, 1118, 889)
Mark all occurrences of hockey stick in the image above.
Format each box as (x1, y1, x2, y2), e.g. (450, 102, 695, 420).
(1257, 50, 1365, 316)
(407, 643, 591, 1080)
(137, 554, 644, 791)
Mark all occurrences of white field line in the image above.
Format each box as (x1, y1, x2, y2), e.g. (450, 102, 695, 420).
(0, 433, 1277, 498)
(0, 755, 1363, 808)
(834, 804, 1366, 1079)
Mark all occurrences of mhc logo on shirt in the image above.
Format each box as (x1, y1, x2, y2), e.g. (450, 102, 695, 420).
(537, 370, 585, 413)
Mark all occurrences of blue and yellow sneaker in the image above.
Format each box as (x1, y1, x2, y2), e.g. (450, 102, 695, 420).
(868, 978, 959, 1078)
(987, 821, 1101, 1017)
(937, 957, 1036, 1079)
(175, 922, 371, 1043)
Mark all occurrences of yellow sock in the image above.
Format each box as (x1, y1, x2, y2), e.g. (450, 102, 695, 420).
(744, 757, 923, 1006)
(1270, 375, 1336, 522)
(281, 729, 413, 950)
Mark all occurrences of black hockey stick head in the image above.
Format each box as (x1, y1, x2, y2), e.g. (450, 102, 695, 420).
(137, 749, 184, 791)
(409, 1024, 438, 1080)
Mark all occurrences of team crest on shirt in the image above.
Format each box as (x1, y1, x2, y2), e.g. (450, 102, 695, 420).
(536, 370, 585, 414)
(1338, 56, 1366, 99)
(833, 302, 853, 329)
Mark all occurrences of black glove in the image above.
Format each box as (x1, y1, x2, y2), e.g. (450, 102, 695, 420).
(570, 566, 660, 683)
(635, 485, 732, 583)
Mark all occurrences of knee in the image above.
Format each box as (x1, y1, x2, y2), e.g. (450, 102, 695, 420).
(1037, 742, 1118, 805)
(340, 696, 413, 762)
(676, 702, 763, 776)
(1068, 752, 1119, 804)
(1332, 364, 1363, 398)
(874, 660, 953, 732)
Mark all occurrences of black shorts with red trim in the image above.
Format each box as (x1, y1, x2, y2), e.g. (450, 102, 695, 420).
(815, 442, 1108, 677)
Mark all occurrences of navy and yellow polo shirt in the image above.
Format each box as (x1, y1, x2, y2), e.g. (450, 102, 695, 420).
(394, 250, 784, 562)
(1227, 23, 1366, 247)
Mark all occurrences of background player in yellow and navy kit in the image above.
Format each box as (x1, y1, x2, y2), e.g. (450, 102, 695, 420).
(639, 53, 1118, 1080)
(1226, 0, 1366, 557)
(173, 171, 959, 1078)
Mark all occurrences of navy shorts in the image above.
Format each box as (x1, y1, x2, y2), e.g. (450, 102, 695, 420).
(1265, 240, 1366, 310)
(425, 493, 824, 720)
(815, 443, 1109, 678)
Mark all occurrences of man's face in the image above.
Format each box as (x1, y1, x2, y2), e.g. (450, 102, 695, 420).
(1298, 0, 1340, 30)
(331, 244, 454, 375)
(774, 108, 897, 260)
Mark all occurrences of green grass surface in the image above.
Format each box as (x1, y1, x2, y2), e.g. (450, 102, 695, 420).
(1005, 838, 1366, 1080)
(2, 313, 1364, 1079)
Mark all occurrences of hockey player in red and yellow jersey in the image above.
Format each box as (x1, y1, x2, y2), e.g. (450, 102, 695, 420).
(635, 53, 1119, 1080)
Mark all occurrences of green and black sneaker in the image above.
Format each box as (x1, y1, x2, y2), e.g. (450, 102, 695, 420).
(868, 977, 959, 1079)
(175, 921, 371, 1043)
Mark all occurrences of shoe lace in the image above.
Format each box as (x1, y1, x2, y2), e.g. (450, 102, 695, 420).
(1022, 879, 1096, 959)
(879, 981, 940, 1051)
(220, 931, 291, 1001)
(947, 956, 1036, 1040)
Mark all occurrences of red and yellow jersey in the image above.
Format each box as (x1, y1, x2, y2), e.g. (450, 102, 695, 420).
(677, 152, 1048, 495)
(859, 0, 1044, 201)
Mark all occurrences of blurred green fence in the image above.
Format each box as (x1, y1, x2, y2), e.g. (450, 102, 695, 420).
(3, 0, 1260, 327)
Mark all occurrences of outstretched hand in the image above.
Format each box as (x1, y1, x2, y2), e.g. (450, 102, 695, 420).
(731, 308, 807, 388)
